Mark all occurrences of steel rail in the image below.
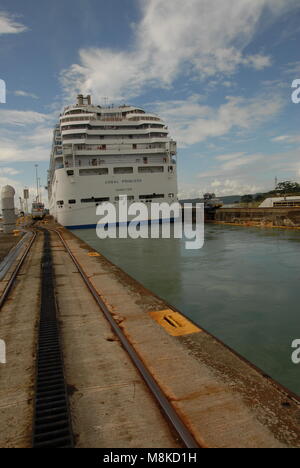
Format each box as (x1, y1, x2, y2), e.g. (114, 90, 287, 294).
(0, 230, 37, 309)
(53, 228, 200, 449)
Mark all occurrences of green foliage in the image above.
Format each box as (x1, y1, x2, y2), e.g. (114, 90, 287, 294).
(275, 181, 300, 194)
(241, 194, 253, 203)
(249, 181, 300, 202)
(254, 193, 265, 202)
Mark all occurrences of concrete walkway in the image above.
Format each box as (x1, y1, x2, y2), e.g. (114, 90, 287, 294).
(51, 231, 181, 448)
(50, 225, 300, 448)
(0, 232, 42, 448)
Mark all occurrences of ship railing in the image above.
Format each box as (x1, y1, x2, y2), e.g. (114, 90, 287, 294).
(70, 144, 166, 151)
(98, 117, 123, 121)
(62, 145, 167, 154)
(60, 116, 97, 123)
(85, 134, 168, 139)
(60, 157, 172, 169)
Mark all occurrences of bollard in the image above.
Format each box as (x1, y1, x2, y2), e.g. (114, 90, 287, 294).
(1, 185, 16, 234)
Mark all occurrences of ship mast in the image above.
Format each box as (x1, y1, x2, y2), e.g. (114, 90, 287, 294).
(35, 164, 40, 203)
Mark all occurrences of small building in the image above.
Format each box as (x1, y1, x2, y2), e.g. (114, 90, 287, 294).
(259, 196, 300, 208)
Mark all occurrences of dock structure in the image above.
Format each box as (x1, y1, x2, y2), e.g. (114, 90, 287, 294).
(215, 206, 300, 227)
(0, 219, 299, 448)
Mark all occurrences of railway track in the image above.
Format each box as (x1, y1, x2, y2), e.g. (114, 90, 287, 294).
(32, 228, 73, 448)
(0, 230, 37, 309)
(0, 225, 200, 449)
(0, 227, 73, 448)
(52, 228, 200, 449)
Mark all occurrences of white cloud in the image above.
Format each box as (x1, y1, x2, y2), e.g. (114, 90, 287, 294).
(272, 135, 289, 142)
(272, 134, 300, 144)
(0, 126, 52, 163)
(196, 152, 264, 179)
(216, 152, 246, 161)
(0, 104, 55, 166)
(153, 93, 283, 147)
(14, 90, 39, 99)
(284, 61, 300, 76)
(61, 0, 298, 101)
(0, 167, 20, 176)
(221, 154, 263, 171)
(0, 11, 27, 35)
(245, 54, 272, 70)
(24, 127, 53, 146)
(0, 141, 49, 163)
(190, 147, 300, 197)
(211, 179, 262, 196)
(178, 179, 262, 198)
(0, 109, 50, 126)
(178, 187, 203, 200)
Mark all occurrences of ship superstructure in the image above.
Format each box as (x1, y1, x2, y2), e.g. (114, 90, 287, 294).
(48, 95, 178, 228)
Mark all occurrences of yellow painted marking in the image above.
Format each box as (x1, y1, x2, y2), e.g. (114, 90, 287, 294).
(149, 309, 202, 336)
(88, 251, 101, 257)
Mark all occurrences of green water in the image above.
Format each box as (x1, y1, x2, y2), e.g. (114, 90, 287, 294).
(72, 224, 300, 396)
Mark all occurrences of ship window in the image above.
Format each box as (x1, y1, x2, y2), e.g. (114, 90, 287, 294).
(95, 197, 110, 203)
(57, 200, 64, 205)
(81, 198, 94, 203)
(115, 195, 134, 201)
(79, 168, 108, 175)
(69, 199, 76, 204)
(81, 197, 110, 203)
(113, 167, 133, 174)
(139, 194, 164, 200)
(138, 166, 164, 173)
(67, 170, 74, 176)
(168, 193, 175, 198)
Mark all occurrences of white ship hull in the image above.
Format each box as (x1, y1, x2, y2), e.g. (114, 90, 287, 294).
(49, 165, 178, 229)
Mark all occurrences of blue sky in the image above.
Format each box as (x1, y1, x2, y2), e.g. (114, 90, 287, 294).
(0, 0, 300, 206)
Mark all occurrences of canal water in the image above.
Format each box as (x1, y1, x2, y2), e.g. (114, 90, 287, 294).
(72, 224, 300, 396)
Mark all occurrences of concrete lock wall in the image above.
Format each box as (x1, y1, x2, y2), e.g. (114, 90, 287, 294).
(215, 207, 300, 227)
(1, 185, 16, 234)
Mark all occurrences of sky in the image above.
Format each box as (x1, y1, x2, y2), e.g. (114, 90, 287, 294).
(0, 0, 300, 207)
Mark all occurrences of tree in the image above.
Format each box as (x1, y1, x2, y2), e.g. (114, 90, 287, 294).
(241, 194, 253, 203)
(275, 181, 300, 194)
(254, 193, 266, 202)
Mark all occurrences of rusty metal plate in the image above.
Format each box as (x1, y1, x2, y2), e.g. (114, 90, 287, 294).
(149, 309, 202, 336)
(88, 251, 101, 257)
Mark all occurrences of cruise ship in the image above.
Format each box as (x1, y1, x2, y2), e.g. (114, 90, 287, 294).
(47, 95, 178, 228)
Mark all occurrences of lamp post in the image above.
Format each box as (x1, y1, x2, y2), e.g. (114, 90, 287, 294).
(35, 164, 39, 202)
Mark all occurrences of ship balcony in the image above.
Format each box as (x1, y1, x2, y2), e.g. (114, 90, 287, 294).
(59, 155, 174, 169)
(83, 136, 169, 144)
(84, 134, 169, 141)
(170, 141, 177, 151)
(62, 147, 168, 156)
(126, 115, 162, 123)
(60, 114, 96, 123)
(61, 127, 168, 137)
(62, 137, 169, 145)
(62, 137, 169, 147)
